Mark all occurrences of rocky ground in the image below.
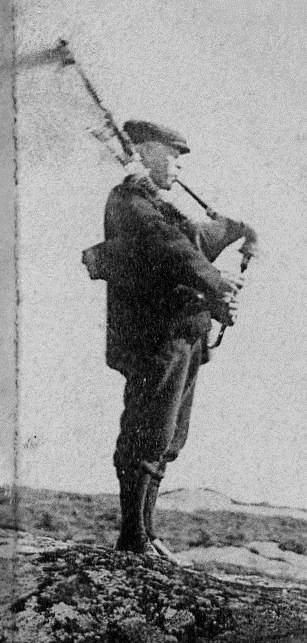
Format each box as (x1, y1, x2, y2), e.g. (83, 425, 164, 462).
(1, 486, 307, 642)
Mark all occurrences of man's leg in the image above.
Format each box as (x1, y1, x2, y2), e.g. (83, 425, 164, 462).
(143, 459, 167, 540)
(144, 338, 203, 544)
(114, 339, 191, 553)
(115, 466, 151, 553)
(165, 337, 202, 462)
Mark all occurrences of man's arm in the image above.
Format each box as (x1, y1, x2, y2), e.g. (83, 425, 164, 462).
(98, 187, 249, 325)
(195, 208, 258, 263)
(124, 193, 234, 299)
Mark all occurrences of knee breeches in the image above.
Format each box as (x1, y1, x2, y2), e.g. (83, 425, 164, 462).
(114, 337, 202, 471)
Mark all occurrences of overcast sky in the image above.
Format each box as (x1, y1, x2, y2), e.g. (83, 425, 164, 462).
(2, 0, 306, 507)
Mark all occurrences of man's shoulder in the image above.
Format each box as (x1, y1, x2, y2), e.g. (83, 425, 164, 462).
(105, 180, 125, 206)
(106, 174, 160, 213)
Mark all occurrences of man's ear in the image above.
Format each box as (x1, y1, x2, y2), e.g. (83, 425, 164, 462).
(135, 141, 152, 165)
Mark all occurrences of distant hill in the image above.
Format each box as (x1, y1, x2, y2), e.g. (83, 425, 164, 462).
(158, 487, 307, 520)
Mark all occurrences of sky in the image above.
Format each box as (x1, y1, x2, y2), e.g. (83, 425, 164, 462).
(1, 0, 306, 506)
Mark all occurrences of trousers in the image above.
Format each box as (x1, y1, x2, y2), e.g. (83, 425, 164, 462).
(113, 336, 203, 473)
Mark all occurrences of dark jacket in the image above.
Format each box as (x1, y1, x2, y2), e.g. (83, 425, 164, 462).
(86, 174, 256, 373)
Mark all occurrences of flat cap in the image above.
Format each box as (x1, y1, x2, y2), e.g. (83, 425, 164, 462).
(123, 120, 190, 154)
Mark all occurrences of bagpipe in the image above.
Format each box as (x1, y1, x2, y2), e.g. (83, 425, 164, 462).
(46, 39, 257, 348)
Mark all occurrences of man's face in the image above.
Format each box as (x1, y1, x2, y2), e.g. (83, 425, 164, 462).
(138, 142, 183, 190)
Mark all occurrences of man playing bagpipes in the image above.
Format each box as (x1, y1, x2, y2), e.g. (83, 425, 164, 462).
(83, 119, 258, 559)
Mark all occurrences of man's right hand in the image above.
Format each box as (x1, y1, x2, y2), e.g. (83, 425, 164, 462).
(214, 271, 243, 326)
(218, 292, 239, 326)
(220, 270, 245, 294)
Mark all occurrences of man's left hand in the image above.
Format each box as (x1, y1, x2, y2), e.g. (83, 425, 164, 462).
(220, 270, 245, 294)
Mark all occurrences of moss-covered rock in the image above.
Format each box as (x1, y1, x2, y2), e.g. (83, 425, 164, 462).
(1, 531, 307, 642)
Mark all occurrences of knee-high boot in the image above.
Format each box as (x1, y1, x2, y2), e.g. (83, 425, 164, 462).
(144, 461, 167, 540)
(115, 466, 151, 553)
(143, 464, 193, 567)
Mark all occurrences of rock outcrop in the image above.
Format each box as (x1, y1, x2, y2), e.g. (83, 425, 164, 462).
(1, 530, 307, 642)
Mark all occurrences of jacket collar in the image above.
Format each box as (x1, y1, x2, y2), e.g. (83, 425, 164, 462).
(122, 173, 159, 198)
(121, 173, 199, 244)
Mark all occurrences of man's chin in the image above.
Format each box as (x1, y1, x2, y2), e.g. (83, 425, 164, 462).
(157, 177, 176, 191)
(158, 183, 172, 191)
(165, 177, 176, 190)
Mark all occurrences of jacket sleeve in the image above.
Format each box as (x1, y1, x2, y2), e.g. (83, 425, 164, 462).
(125, 194, 231, 298)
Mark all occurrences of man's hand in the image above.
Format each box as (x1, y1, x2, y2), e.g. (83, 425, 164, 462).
(213, 270, 244, 326)
(219, 291, 239, 326)
(220, 270, 245, 294)
(240, 224, 258, 264)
